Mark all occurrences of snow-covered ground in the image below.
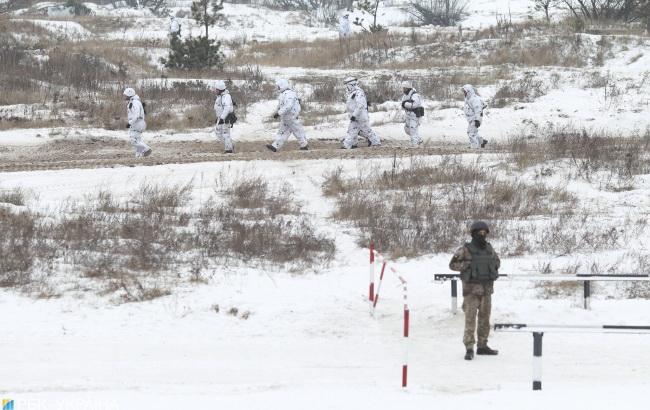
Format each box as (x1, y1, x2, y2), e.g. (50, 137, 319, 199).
(2, 1, 650, 408)
(1, 157, 650, 409)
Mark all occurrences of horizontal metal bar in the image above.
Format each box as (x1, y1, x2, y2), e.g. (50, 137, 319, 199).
(603, 325, 650, 330)
(434, 274, 650, 282)
(494, 323, 650, 334)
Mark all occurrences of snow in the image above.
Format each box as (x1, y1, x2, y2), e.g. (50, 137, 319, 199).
(2, 1, 650, 407)
(15, 18, 92, 39)
(463, 0, 534, 29)
(1, 155, 650, 408)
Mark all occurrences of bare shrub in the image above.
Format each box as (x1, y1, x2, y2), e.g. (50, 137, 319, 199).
(309, 77, 344, 104)
(407, 0, 469, 27)
(486, 36, 587, 67)
(51, 182, 194, 276)
(224, 176, 300, 216)
(535, 261, 583, 299)
(584, 70, 612, 88)
(225, 176, 271, 209)
(140, 81, 216, 129)
(232, 32, 427, 69)
(0, 187, 27, 206)
(533, 0, 562, 23)
(377, 157, 486, 189)
(563, 0, 649, 24)
(2, 176, 335, 299)
(535, 212, 633, 255)
(327, 157, 576, 257)
(322, 167, 350, 197)
(491, 73, 547, 107)
(536, 281, 583, 298)
(262, 0, 342, 24)
(199, 176, 334, 265)
(0, 208, 36, 287)
(113, 274, 172, 303)
(506, 126, 650, 185)
(300, 103, 341, 126)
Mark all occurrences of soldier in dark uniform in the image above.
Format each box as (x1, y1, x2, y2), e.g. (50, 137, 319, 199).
(449, 221, 500, 360)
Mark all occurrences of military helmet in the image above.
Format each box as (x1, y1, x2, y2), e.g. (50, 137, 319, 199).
(215, 80, 227, 91)
(470, 221, 490, 233)
(275, 78, 290, 92)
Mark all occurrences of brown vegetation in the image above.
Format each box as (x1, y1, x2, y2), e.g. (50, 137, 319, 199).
(0, 177, 335, 301)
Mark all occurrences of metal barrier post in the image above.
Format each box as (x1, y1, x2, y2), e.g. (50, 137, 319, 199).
(533, 332, 544, 391)
(583, 281, 591, 310)
(451, 279, 458, 314)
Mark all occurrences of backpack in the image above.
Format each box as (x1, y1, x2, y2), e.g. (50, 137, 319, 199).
(410, 92, 424, 117)
(403, 94, 424, 118)
(225, 97, 237, 125)
(225, 112, 237, 125)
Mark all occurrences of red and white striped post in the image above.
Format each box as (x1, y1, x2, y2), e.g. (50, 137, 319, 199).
(367, 246, 410, 388)
(399, 274, 409, 388)
(369, 241, 375, 304)
(372, 262, 387, 310)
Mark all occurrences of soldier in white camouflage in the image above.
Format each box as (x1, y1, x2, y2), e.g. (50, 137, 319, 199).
(449, 221, 500, 360)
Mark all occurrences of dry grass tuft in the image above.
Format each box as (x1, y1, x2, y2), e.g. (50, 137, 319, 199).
(0, 176, 335, 300)
(324, 157, 577, 257)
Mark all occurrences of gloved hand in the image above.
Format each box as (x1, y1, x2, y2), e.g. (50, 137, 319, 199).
(126, 124, 130, 129)
(350, 116, 356, 122)
(474, 120, 481, 128)
(401, 100, 408, 109)
(218, 118, 224, 125)
(273, 113, 280, 119)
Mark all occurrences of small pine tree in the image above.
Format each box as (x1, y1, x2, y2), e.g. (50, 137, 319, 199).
(162, 0, 225, 70)
(192, 0, 223, 38)
(354, 0, 385, 32)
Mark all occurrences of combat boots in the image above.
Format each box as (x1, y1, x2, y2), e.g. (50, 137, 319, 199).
(476, 346, 499, 355)
(464, 349, 474, 360)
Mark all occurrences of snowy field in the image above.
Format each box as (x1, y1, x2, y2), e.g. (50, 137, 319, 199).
(2, 0, 650, 409)
(2, 156, 650, 409)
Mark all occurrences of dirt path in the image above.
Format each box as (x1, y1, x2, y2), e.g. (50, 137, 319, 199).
(0, 137, 502, 172)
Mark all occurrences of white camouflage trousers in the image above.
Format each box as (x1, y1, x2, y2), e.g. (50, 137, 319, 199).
(405, 113, 422, 146)
(215, 123, 234, 152)
(467, 121, 484, 149)
(342, 119, 381, 149)
(129, 129, 151, 158)
(272, 116, 308, 149)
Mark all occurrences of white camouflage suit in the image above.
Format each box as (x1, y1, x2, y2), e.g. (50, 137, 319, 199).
(214, 89, 234, 152)
(169, 17, 180, 35)
(271, 80, 308, 150)
(462, 84, 485, 149)
(342, 82, 381, 149)
(126, 95, 151, 158)
(339, 14, 351, 38)
(401, 88, 423, 146)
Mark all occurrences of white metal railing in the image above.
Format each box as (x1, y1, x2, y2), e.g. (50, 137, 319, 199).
(434, 273, 650, 313)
